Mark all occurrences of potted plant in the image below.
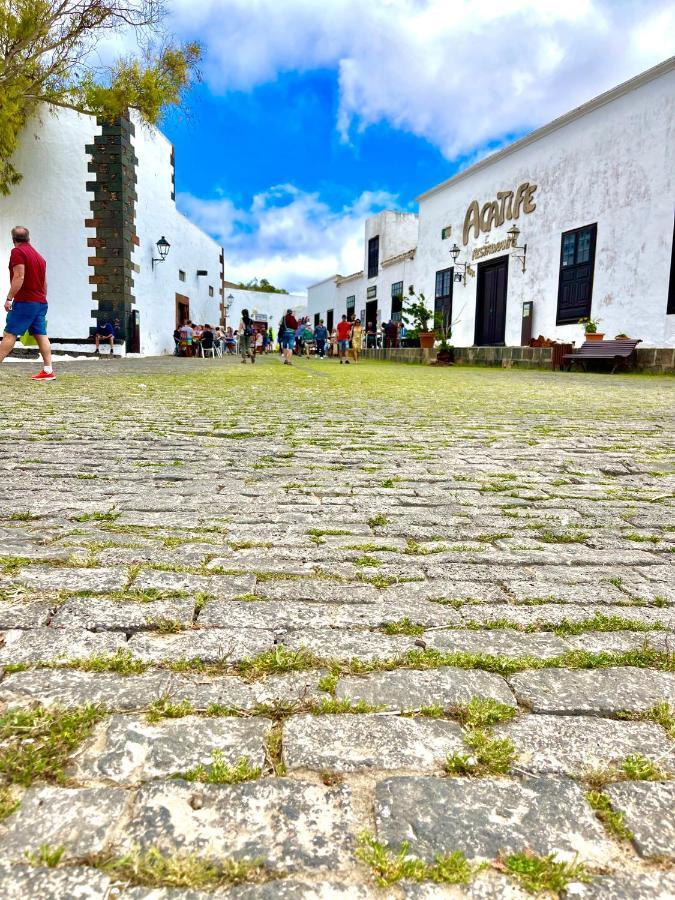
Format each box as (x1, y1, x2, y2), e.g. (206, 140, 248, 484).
(579, 316, 604, 341)
(434, 306, 456, 364)
(404, 286, 435, 349)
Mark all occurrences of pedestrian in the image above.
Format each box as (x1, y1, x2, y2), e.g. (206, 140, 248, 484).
(336, 314, 352, 364)
(302, 320, 313, 357)
(0, 226, 55, 380)
(295, 318, 306, 356)
(239, 309, 256, 363)
(329, 327, 337, 357)
(279, 308, 298, 365)
(179, 321, 194, 356)
(314, 319, 328, 358)
(94, 318, 119, 355)
(350, 318, 363, 364)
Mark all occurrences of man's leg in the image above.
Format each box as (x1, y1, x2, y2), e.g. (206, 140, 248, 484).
(94, 334, 100, 354)
(0, 331, 17, 363)
(34, 333, 53, 369)
(108, 335, 114, 354)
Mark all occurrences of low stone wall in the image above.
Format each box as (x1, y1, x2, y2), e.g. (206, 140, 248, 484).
(635, 347, 675, 374)
(360, 345, 675, 373)
(360, 348, 434, 364)
(453, 346, 553, 369)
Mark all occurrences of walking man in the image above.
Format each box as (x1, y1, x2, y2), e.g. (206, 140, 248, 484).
(336, 314, 352, 364)
(314, 319, 328, 358)
(0, 226, 54, 380)
(279, 308, 298, 365)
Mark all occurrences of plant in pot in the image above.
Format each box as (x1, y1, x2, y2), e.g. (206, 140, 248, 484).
(434, 305, 460, 365)
(579, 316, 604, 341)
(403, 286, 435, 350)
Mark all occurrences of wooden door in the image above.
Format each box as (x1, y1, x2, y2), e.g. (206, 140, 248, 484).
(176, 293, 190, 327)
(475, 256, 508, 345)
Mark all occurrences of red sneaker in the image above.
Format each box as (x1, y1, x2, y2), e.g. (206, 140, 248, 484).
(31, 369, 56, 381)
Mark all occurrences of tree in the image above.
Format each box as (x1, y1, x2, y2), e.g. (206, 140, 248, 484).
(0, 0, 201, 194)
(235, 277, 289, 294)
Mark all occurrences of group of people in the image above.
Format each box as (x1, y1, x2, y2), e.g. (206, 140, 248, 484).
(173, 315, 275, 359)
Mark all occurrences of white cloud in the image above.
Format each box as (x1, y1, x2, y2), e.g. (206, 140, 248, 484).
(177, 185, 397, 293)
(168, 0, 675, 160)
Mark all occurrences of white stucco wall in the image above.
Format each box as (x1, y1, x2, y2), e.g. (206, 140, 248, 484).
(132, 117, 223, 355)
(365, 211, 418, 269)
(223, 288, 306, 334)
(0, 108, 99, 339)
(417, 62, 675, 348)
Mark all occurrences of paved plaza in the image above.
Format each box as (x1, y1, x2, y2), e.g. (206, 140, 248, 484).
(0, 356, 673, 899)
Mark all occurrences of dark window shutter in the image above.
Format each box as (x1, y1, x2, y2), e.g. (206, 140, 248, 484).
(556, 224, 597, 325)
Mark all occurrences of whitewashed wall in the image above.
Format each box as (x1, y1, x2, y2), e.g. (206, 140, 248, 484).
(364, 211, 418, 269)
(0, 109, 98, 340)
(417, 64, 675, 348)
(132, 117, 222, 355)
(223, 288, 306, 334)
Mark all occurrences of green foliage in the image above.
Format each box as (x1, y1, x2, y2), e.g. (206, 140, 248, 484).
(501, 851, 589, 894)
(0, 1, 202, 195)
(96, 846, 264, 889)
(62, 649, 149, 676)
(367, 514, 389, 528)
(357, 833, 476, 886)
(621, 754, 664, 781)
(146, 697, 195, 724)
(0, 704, 105, 786)
(586, 791, 633, 841)
(451, 697, 517, 729)
(645, 701, 675, 738)
(445, 729, 516, 777)
(0, 786, 19, 820)
(234, 277, 288, 294)
(403, 286, 434, 332)
(380, 618, 425, 636)
(176, 752, 261, 785)
(237, 646, 320, 679)
(24, 844, 66, 868)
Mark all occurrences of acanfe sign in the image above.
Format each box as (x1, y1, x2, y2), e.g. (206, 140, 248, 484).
(463, 182, 537, 245)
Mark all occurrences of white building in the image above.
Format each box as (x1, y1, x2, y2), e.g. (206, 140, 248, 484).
(1, 106, 224, 356)
(308, 57, 675, 349)
(222, 288, 306, 335)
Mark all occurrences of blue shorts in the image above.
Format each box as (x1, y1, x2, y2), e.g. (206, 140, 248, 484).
(5, 301, 48, 337)
(281, 333, 296, 350)
(338, 339, 350, 351)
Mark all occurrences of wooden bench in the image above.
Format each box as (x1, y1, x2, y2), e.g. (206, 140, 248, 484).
(562, 339, 642, 373)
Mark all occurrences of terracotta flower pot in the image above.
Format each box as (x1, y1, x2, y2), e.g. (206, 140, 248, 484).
(585, 332, 605, 341)
(419, 332, 435, 349)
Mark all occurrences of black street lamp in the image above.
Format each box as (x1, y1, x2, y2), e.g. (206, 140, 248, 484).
(152, 236, 171, 270)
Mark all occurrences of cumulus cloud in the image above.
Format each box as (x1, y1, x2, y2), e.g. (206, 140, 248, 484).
(169, 0, 675, 159)
(177, 185, 397, 293)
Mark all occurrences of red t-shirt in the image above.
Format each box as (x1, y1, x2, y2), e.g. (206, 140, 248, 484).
(336, 320, 352, 340)
(9, 244, 47, 303)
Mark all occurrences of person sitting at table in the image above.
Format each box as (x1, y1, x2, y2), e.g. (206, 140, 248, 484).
(224, 327, 236, 353)
(200, 324, 215, 355)
(192, 323, 203, 343)
(179, 321, 194, 356)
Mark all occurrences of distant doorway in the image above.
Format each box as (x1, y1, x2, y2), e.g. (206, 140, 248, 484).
(176, 293, 190, 327)
(365, 299, 378, 326)
(475, 256, 508, 346)
(326, 309, 334, 332)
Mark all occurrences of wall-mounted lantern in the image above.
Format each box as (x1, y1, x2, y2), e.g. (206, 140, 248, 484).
(151, 236, 171, 270)
(507, 225, 528, 273)
(226, 293, 234, 311)
(449, 243, 470, 286)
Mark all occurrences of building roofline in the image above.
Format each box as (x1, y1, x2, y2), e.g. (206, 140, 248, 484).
(416, 56, 675, 202)
(336, 270, 364, 285)
(306, 275, 339, 290)
(381, 248, 416, 267)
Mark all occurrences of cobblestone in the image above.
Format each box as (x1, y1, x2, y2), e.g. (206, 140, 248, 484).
(0, 358, 673, 896)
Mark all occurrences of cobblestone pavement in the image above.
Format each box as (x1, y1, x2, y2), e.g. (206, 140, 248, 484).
(0, 356, 673, 899)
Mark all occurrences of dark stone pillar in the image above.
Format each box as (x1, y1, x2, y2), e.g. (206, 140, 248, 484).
(85, 114, 138, 349)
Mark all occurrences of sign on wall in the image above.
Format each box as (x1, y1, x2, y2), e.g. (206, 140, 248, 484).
(367, 285, 377, 299)
(463, 181, 537, 245)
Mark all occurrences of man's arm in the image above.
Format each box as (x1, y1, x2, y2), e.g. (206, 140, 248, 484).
(5, 264, 25, 311)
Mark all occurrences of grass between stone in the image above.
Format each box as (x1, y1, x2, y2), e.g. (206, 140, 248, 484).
(0, 704, 106, 786)
(586, 791, 634, 842)
(89, 847, 267, 889)
(616, 701, 675, 738)
(356, 834, 478, 886)
(445, 729, 517, 777)
(500, 851, 590, 894)
(175, 752, 261, 785)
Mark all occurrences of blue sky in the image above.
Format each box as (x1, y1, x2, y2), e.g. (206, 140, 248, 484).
(158, 0, 675, 294)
